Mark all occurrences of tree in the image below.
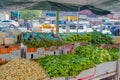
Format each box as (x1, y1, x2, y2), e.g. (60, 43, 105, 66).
(20, 10, 42, 20)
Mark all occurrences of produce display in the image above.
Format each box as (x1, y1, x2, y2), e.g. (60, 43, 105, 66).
(107, 48, 119, 61)
(38, 45, 118, 77)
(0, 30, 118, 79)
(0, 58, 48, 80)
(39, 54, 94, 77)
(90, 31, 113, 45)
(59, 33, 91, 44)
(74, 45, 111, 64)
(22, 32, 63, 48)
(21, 31, 113, 48)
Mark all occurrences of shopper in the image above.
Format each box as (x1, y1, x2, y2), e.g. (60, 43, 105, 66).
(26, 20, 33, 32)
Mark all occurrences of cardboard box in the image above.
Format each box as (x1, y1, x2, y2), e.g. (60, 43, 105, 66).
(4, 38, 15, 45)
(0, 32, 8, 38)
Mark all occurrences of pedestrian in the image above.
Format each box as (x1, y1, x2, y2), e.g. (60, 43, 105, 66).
(26, 20, 30, 31)
(26, 20, 33, 32)
(30, 20, 33, 31)
(59, 47, 63, 54)
(20, 43, 26, 58)
(100, 26, 103, 33)
(116, 26, 120, 36)
(99, 23, 103, 33)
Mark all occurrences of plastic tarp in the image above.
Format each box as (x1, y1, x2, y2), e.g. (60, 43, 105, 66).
(26, 1, 110, 15)
(0, 0, 120, 12)
(0, 0, 111, 15)
(43, 0, 120, 12)
(0, 0, 34, 7)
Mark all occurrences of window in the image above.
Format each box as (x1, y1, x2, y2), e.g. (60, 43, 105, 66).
(78, 26, 84, 29)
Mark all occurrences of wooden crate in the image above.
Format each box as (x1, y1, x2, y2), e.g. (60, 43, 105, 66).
(0, 58, 2, 63)
(4, 38, 16, 45)
(44, 47, 50, 51)
(0, 37, 4, 45)
(113, 36, 120, 44)
(0, 32, 8, 38)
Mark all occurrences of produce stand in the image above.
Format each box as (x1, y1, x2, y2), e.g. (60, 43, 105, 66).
(0, 31, 119, 80)
(0, 31, 116, 60)
(42, 61, 117, 80)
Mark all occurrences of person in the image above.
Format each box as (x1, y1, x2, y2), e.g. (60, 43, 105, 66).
(116, 26, 120, 36)
(99, 23, 103, 33)
(20, 43, 26, 58)
(30, 20, 33, 31)
(26, 20, 33, 32)
(26, 20, 30, 31)
(119, 26, 120, 35)
(59, 47, 63, 54)
(65, 21, 70, 33)
(65, 25, 70, 33)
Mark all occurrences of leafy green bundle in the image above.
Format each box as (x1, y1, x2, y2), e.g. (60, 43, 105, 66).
(59, 33, 91, 44)
(38, 45, 118, 77)
(90, 31, 113, 45)
(22, 32, 63, 48)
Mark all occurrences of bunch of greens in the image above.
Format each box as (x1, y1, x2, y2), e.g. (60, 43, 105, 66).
(107, 48, 119, 61)
(39, 54, 94, 77)
(59, 33, 91, 44)
(38, 45, 118, 77)
(90, 31, 113, 45)
(21, 32, 63, 48)
(74, 45, 111, 64)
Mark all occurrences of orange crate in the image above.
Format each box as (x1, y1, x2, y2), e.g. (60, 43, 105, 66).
(44, 47, 50, 51)
(10, 46, 20, 50)
(0, 46, 4, 48)
(27, 48, 37, 53)
(0, 58, 2, 63)
(55, 46, 59, 50)
(0, 47, 11, 54)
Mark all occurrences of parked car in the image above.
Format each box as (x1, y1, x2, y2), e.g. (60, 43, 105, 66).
(110, 26, 120, 36)
(1, 20, 19, 27)
(0, 21, 3, 27)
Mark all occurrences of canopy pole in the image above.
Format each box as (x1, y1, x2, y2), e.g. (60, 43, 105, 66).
(115, 43, 120, 80)
(117, 31, 120, 79)
(77, 5, 80, 32)
(56, 10, 59, 33)
(18, 11, 19, 21)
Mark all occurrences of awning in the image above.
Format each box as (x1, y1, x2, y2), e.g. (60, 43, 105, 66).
(0, 0, 119, 12)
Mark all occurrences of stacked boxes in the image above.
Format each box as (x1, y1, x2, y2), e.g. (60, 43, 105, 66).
(37, 48, 45, 56)
(10, 46, 20, 59)
(0, 44, 75, 63)
(26, 48, 38, 59)
(0, 47, 11, 61)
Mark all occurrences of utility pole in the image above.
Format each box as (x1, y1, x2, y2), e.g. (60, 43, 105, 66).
(56, 9, 59, 33)
(77, 5, 80, 32)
